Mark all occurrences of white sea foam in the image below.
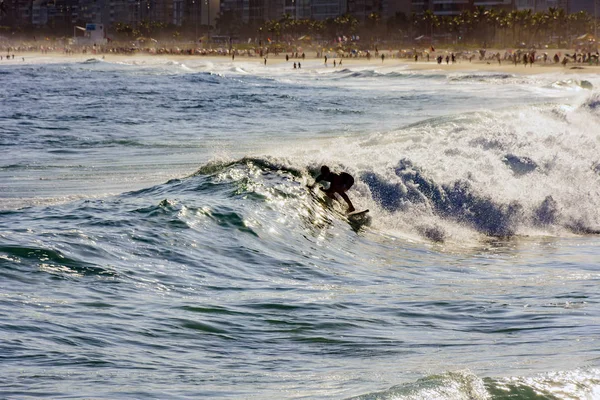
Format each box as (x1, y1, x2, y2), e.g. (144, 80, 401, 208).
(273, 88, 600, 242)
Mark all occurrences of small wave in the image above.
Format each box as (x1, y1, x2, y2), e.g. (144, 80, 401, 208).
(351, 368, 600, 400)
(82, 58, 103, 64)
(348, 70, 378, 78)
(231, 66, 249, 74)
(449, 73, 514, 82)
(551, 79, 594, 90)
(316, 107, 364, 115)
(333, 69, 429, 80)
(486, 368, 600, 400)
(350, 370, 488, 400)
(0, 245, 117, 277)
(192, 156, 304, 178)
(186, 71, 223, 84)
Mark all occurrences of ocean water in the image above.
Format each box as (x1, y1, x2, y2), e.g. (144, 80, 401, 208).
(1, 56, 600, 399)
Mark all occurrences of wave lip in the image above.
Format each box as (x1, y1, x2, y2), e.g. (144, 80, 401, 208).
(350, 370, 489, 400)
(351, 368, 600, 400)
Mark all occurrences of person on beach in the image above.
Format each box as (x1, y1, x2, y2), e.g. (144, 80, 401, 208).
(308, 165, 355, 213)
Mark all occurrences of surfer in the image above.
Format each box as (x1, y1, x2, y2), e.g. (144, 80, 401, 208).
(309, 165, 355, 213)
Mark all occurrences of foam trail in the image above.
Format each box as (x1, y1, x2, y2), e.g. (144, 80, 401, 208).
(273, 90, 600, 242)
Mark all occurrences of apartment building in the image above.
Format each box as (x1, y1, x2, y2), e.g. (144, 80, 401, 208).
(570, 0, 596, 13)
(515, 0, 570, 11)
(413, 0, 516, 15)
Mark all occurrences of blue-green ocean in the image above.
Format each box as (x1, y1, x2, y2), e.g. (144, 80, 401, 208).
(1, 56, 599, 399)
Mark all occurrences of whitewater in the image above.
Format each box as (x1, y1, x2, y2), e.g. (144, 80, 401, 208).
(1, 56, 599, 399)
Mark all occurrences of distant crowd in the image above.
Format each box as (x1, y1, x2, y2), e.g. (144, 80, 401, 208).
(1, 42, 599, 68)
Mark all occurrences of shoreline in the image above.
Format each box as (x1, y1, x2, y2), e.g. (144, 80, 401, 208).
(3, 50, 600, 75)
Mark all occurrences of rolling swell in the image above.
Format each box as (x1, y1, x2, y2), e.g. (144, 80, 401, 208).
(0, 244, 117, 279)
(187, 156, 600, 240)
(191, 156, 304, 178)
(332, 69, 444, 81)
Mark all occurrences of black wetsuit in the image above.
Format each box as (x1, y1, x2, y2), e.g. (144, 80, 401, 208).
(315, 172, 354, 191)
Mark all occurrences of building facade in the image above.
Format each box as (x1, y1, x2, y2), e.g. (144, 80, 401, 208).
(4, 0, 594, 31)
(569, 0, 596, 14)
(515, 0, 571, 12)
(384, 0, 411, 17)
(413, 0, 515, 16)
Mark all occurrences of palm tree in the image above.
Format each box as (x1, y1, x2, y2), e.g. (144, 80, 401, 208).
(529, 11, 548, 46)
(115, 22, 134, 38)
(279, 12, 293, 35)
(457, 10, 474, 43)
(264, 20, 281, 41)
(421, 9, 438, 39)
(386, 11, 409, 41)
(506, 10, 519, 46)
(448, 15, 462, 45)
(495, 9, 508, 47)
(548, 7, 567, 47)
(333, 14, 358, 38)
(518, 9, 533, 45)
(471, 6, 486, 45)
(481, 8, 500, 47)
(568, 11, 592, 38)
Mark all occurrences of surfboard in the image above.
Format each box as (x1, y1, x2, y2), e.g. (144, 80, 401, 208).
(346, 209, 370, 231)
(347, 209, 369, 218)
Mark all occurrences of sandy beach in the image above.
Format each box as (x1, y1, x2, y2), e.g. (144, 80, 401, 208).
(5, 49, 600, 75)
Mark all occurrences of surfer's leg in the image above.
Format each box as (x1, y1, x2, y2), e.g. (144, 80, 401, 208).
(325, 191, 337, 200)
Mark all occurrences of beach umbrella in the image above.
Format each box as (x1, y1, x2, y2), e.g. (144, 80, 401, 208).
(577, 33, 596, 41)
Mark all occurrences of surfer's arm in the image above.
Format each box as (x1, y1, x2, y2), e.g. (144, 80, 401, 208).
(339, 191, 355, 213)
(307, 174, 323, 189)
